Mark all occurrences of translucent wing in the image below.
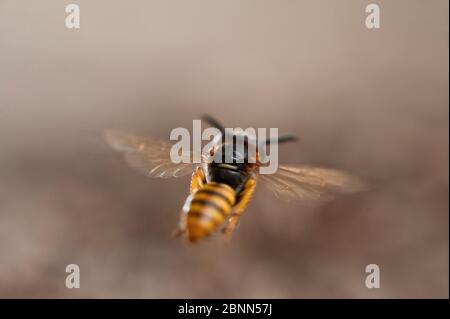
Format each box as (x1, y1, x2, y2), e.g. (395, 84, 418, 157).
(104, 130, 205, 178)
(258, 164, 366, 204)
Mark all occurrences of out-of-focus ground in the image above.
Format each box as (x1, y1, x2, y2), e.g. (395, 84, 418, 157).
(0, 0, 448, 298)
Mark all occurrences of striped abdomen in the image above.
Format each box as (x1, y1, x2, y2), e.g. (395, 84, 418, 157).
(185, 182, 236, 242)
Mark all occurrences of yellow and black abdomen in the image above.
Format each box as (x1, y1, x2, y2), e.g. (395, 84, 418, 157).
(185, 182, 236, 242)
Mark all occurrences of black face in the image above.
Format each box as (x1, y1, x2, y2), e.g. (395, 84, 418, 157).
(205, 142, 253, 194)
(212, 143, 250, 169)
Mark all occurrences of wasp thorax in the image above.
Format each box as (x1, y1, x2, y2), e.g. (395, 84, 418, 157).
(212, 143, 250, 165)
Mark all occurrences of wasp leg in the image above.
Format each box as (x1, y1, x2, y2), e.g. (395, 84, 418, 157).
(172, 194, 192, 238)
(172, 224, 185, 238)
(190, 166, 206, 194)
(174, 167, 207, 238)
(223, 177, 257, 239)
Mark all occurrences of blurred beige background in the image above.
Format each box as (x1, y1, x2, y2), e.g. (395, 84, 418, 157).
(0, 0, 448, 298)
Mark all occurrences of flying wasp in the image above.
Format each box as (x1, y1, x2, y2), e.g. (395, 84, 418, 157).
(104, 116, 364, 243)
